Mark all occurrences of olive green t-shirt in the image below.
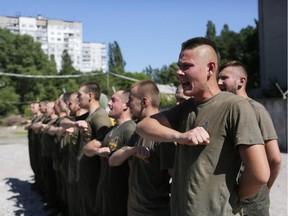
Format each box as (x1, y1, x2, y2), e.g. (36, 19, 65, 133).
(247, 98, 278, 141)
(76, 106, 111, 184)
(162, 92, 264, 216)
(67, 112, 89, 184)
(96, 120, 136, 216)
(128, 132, 176, 216)
(41, 117, 58, 157)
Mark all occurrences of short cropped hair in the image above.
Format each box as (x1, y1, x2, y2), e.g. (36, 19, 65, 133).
(219, 60, 248, 78)
(80, 81, 101, 100)
(131, 80, 160, 108)
(181, 37, 221, 69)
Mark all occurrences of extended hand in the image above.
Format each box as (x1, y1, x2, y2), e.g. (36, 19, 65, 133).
(134, 146, 150, 163)
(178, 127, 210, 146)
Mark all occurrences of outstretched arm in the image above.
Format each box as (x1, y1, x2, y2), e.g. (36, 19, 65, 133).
(60, 118, 76, 129)
(108, 146, 152, 166)
(83, 139, 103, 157)
(108, 146, 137, 166)
(136, 113, 210, 145)
(237, 144, 270, 200)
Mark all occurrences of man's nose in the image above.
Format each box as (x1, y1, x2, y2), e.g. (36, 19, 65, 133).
(218, 79, 223, 85)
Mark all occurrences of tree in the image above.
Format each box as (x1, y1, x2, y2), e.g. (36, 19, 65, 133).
(60, 50, 76, 75)
(238, 21, 260, 90)
(206, 20, 217, 41)
(0, 86, 19, 116)
(213, 22, 260, 92)
(155, 63, 180, 86)
(108, 41, 126, 74)
(0, 28, 62, 115)
(216, 24, 241, 64)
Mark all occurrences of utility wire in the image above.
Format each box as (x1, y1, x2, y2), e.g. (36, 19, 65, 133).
(0, 71, 140, 82)
(0, 71, 140, 104)
(0, 71, 101, 78)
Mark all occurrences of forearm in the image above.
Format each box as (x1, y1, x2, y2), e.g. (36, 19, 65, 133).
(60, 118, 77, 129)
(238, 144, 270, 199)
(265, 140, 282, 189)
(83, 140, 102, 157)
(267, 164, 281, 189)
(109, 147, 136, 166)
(47, 125, 58, 135)
(237, 169, 267, 199)
(136, 117, 180, 142)
(137, 117, 210, 145)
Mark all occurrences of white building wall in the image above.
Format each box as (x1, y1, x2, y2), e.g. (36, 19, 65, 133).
(0, 15, 106, 73)
(47, 19, 83, 71)
(82, 42, 106, 72)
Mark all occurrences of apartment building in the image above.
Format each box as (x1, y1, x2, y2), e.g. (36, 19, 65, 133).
(0, 15, 106, 72)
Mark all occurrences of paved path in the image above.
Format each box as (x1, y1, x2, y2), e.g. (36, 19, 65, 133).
(0, 126, 287, 215)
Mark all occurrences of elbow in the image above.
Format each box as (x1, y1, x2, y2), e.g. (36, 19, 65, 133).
(108, 157, 121, 167)
(270, 156, 282, 170)
(257, 168, 270, 186)
(83, 147, 94, 157)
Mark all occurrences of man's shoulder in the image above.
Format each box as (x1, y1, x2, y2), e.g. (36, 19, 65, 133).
(92, 107, 109, 116)
(247, 98, 266, 110)
(216, 92, 245, 103)
(88, 107, 109, 121)
(122, 119, 136, 127)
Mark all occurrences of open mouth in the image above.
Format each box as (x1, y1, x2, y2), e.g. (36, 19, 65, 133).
(182, 82, 190, 89)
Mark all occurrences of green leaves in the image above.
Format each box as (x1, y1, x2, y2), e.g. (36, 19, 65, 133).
(205, 20, 260, 92)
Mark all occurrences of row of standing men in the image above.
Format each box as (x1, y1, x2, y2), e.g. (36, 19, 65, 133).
(26, 80, 176, 216)
(25, 37, 281, 216)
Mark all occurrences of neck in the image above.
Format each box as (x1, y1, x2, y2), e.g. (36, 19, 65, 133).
(237, 88, 248, 99)
(140, 107, 159, 120)
(89, 102, 100, 115)
(195, 87, 221, 102)
(115, 115, 131, 125)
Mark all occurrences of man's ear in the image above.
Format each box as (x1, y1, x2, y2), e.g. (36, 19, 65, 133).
(239, 77, 247, 87)
(123, 102, 129, 111)
(88, 92, 93, 102)
(208, 62, 216, 77)
(141, 97, 149, 107)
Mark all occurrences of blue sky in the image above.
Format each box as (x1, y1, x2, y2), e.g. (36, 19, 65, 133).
(2, 0, 258, 72)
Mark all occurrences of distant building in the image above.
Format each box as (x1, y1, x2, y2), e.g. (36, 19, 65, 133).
(258, 0, 287, 94)
(82, 42, 106, 72)
(0, 15, 106, 72)
(156, 83, 176, 95)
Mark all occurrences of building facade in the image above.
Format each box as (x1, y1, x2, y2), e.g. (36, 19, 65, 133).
(258, 0, 287, 94)
(0, 15, 106, 72)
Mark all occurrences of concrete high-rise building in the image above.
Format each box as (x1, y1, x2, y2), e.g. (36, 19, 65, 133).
(258, 0, 287, 94)
(0, 15, 106, 72)
(82, 42, 106, 72)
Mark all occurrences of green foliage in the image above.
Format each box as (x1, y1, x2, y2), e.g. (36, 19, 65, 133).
(160, 95, 176, 110)
(60, 50, 76, 75)
(205, 20, 260, 92)
(155, 63, 180, 86)
(0, 28, 61, 115)
(206, 20, 217, 41)
(143, 63, 179, 86)
(0, 18, 265, 116)
(105, 71, 149, 96)
(0, 86, 19, 116)
(108, 41, 126, 74)
(143, 65, 159, 81)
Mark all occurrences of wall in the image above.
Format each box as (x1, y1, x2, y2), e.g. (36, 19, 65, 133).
(259, 0, 287, 90)
(257, 98, 287, 152)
